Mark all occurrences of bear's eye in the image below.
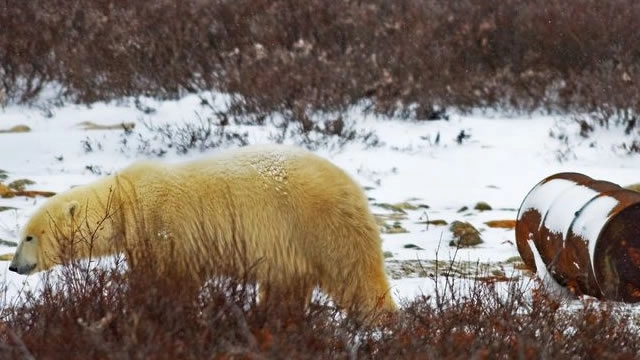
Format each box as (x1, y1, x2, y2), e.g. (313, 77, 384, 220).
(25, 236, 33, 242)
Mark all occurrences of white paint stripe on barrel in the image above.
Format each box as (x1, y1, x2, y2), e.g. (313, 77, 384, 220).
(570, 195, 618, 276)
(518, 178, 577, 221)
(543, 185, 599, 245)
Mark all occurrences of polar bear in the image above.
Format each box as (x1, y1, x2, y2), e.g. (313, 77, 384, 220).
(9, 144, 397, 320)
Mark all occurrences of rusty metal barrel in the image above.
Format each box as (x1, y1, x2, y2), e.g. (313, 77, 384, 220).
(516, 172, 640, 302)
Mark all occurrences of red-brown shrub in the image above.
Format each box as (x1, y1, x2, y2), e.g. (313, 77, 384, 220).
(3, 0, 640, 126)
(3, 258, 640, 359)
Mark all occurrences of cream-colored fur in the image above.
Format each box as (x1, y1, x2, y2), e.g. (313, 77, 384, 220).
(625, 183, 640, 192)
(10, 144, 397, 318)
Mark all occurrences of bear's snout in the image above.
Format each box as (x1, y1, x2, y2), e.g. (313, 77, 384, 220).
(8, 263, 36, 275)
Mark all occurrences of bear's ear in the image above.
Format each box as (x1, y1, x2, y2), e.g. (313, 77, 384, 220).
(65, 201, 80, 218)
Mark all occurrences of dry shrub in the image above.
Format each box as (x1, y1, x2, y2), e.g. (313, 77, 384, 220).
(372, 282, 640, 359)
(3, 258, 640, 358)
(3, 0, 640, 124)
(1, 218, 639, 359)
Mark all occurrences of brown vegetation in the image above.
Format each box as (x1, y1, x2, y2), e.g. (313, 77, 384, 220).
(485, 219, 517, 229)
(1, 251, 639, 359)
(2, 0, 640, 129)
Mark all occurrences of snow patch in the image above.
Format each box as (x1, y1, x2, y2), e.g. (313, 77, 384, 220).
(2, 91, 640, 307)
(249, 151, 289, 193)
(528, 239, 573, 299)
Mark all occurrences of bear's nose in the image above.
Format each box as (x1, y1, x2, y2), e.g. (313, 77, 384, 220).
(8, 265, 17, 273)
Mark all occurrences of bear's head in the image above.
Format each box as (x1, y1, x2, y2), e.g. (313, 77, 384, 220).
(9, 198, 110, 275)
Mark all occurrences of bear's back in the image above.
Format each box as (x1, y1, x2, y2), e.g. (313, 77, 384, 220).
(176, 144, 342, 184)
(170, 144, 368, 231)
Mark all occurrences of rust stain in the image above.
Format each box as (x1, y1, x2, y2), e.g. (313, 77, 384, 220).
(628, 247, 640, 268)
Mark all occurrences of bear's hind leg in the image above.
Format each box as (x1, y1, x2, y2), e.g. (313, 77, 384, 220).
(257, 277, 314, 315)
(323, 255, 397, 324)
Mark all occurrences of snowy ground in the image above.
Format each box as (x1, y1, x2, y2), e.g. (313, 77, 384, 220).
(1, 93, 639, 308)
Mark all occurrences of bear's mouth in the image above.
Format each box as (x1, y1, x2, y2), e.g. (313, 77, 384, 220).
(9, 263, 37, 275)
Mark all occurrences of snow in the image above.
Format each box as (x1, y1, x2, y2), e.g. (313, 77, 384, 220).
(528, 239, 572, 300)
(1, 92, 639, 310)
(247, 149, 289, 189)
